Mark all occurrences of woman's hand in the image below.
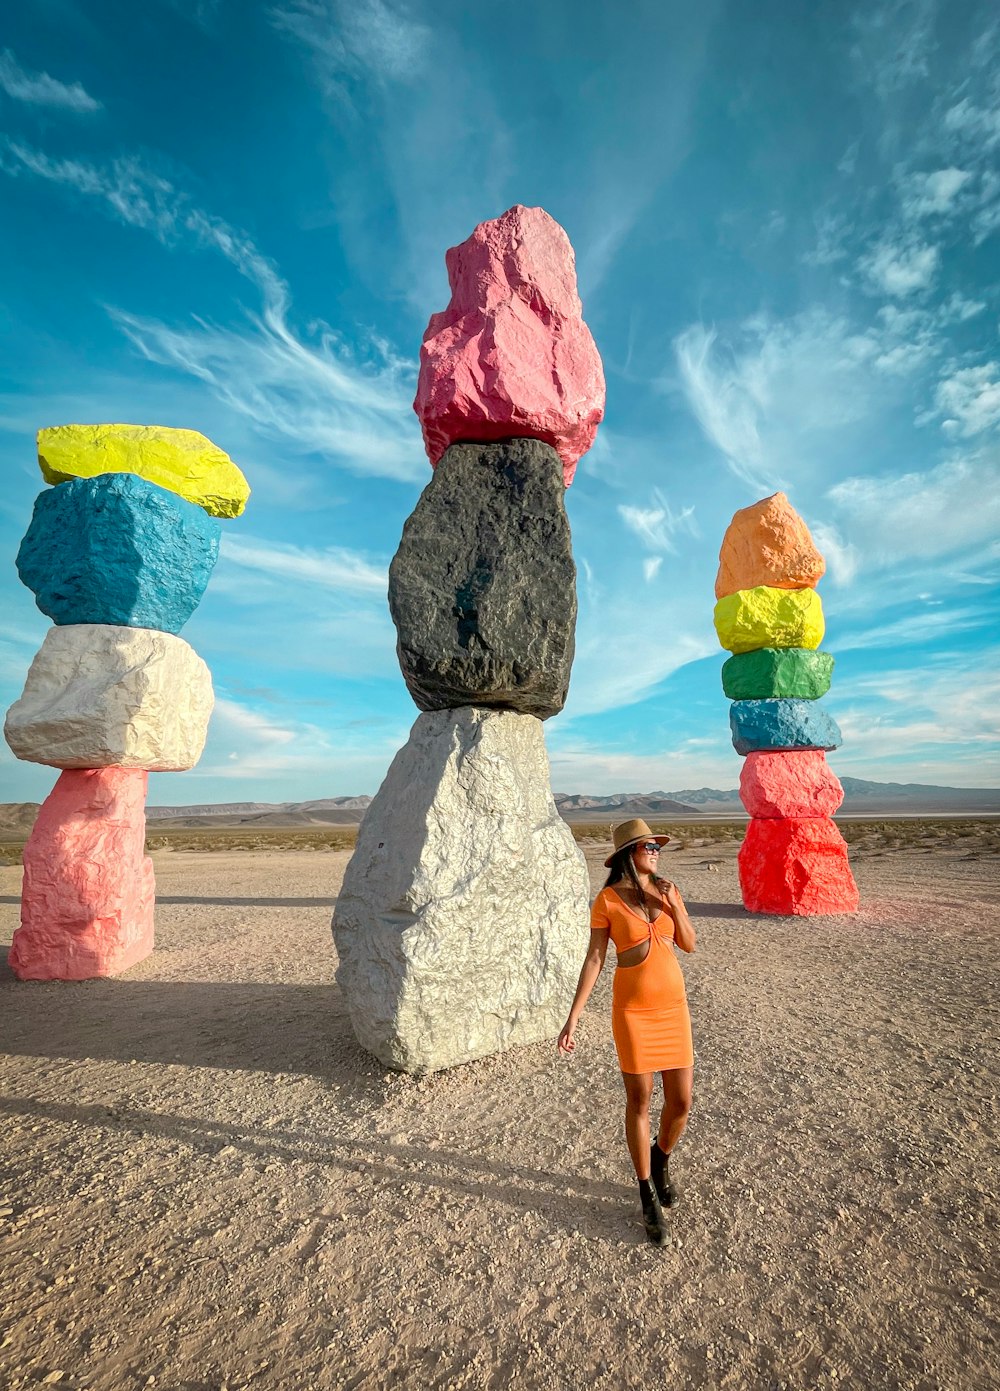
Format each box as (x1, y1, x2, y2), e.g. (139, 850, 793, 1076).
(557, 1019, 577, 1055)
(655, 876, 684, 910)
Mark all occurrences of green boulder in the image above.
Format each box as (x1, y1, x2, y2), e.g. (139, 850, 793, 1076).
(722, 648, 834, 700)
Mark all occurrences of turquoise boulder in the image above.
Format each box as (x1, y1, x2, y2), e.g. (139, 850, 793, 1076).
(16, 473, 221, 634)
(722, 648, 834, 700)
(730, 698, 842, 756)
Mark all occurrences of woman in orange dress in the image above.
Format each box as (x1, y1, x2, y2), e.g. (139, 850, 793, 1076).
(558, 818, 696, 1247)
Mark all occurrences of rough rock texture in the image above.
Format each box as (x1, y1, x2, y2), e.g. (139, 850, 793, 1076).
(739, 750, 845, 819)
(332, 706, 590, 1073)
(16, 473, 220, 633)
(730, 698, 842, 755)
(9, 768, 154, 980)
(715, 492, 826, 599)
(389, 439, 576, 718)
(37, 423, 250, 518)
(714, 586, 824, 655)
(5, 623, 213, 770)
(722, 647, 834, 701)
(413, 205, 606, 486)
(738, 817, 859, 915)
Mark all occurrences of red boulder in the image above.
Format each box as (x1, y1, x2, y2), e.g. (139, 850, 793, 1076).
(739, 749, 845, 819)
(10, 767, 154, 980)
(413, 205, 606, 486)
(738, 816, 859, 916)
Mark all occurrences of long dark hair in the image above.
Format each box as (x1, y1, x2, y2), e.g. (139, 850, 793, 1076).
(604, 845, 651, 918)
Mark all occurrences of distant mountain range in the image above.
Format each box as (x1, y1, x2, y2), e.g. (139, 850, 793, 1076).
(2, 779, 998, 835)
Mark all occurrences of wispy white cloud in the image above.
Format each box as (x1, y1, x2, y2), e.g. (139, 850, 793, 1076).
(618, 490, 698, 553)
(933, 364, 1000, 438)
(213, 696, 297, 746)
(0, 49, 101, 113)
(833, 656, 1000, 766)
(672, 310, 898, 490)
(642, 556, 662, 583)
(836, 605, 989, 653)
(943, 94, 1000, 152)
(270, 0, 430, 109)
(193, 692, 410, 784)
(809, 522, 859, 587)
(0, 137, 423, 482)
(673, 324, 772, 491)
(220, 535, 388, 593)
(899, 166, 973, 219)
(850, 0, 938, 103)
(826, 448, 1000, 572)
(861, 236, 940, 297)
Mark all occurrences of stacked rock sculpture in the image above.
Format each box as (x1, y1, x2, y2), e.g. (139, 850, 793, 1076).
(5, 424, 249, 979)
(713, 493, 859, 916)
(334, 205, 605, 1073)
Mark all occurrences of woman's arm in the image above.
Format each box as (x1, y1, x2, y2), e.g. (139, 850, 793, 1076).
(656, 878, 697, 953)
(557, 929, 610, 1054)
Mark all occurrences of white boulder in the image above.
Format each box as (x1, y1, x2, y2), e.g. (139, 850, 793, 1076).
(332, 706, 590, 1073)
(5, 623, 214, 770)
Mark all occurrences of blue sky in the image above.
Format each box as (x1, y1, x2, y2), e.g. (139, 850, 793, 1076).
(1, 0, 998, 804)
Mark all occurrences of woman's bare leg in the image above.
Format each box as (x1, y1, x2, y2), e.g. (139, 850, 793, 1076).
(656, 1065, 693, 1154)
(622, 1071, 655, 1177)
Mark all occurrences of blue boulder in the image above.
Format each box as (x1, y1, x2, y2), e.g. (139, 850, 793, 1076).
(16, 473, 221, 634)
(730, 698, 842, 756)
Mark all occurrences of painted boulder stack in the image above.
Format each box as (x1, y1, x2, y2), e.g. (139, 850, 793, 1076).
(5, 424, 249, 980)
(334, 205, 604, 1072)
(713, 493, 858, 916)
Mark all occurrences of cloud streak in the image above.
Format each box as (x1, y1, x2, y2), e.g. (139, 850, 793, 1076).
(0, 137, 424, 481)
(0, 49, 101, 112)
(220, 536, 388, 593)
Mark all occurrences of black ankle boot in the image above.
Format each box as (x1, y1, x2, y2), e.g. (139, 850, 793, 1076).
(651, 1141, 679, 1208)
(638, 1179, 667, 1247)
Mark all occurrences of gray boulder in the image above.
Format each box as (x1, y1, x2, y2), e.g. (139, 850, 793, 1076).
(388, 438, 576, 718)
(332, 706, 590, 1073)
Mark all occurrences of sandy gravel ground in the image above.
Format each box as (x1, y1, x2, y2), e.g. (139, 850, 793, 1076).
(1, 836, 997, 1391)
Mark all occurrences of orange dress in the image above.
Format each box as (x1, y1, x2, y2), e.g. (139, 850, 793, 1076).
(590, 886, 694, 1074)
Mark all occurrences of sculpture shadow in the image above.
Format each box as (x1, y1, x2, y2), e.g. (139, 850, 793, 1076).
(686, 900, 752, 920)
(0, 971, 372, 1080)
(0, 1091, 632, 1240)
(156, 896, 334, 907)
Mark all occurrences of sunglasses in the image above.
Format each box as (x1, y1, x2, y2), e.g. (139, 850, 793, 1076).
(638, 842, 662, 854)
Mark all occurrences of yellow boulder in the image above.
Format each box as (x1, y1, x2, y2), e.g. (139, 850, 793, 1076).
(37, 424, 250, 519)
(714, 585, 824, 654)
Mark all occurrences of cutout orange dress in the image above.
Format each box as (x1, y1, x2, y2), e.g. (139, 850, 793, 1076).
(590, 887, 694, 1074)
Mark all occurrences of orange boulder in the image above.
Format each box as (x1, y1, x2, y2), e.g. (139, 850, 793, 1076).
(715, 492, 826, 600)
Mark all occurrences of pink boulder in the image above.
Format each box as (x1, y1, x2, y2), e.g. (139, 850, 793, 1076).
(740, 750, 845, 819)
(413, 204, 606, 486)
(10, 768, 154, 981)
(738, 817, 859, 916)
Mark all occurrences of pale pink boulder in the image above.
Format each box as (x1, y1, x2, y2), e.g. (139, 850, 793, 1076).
(413, 204, 606, 486)
(740, 750, 845, 819)
(715, 492, 826, 600)
(738, 817, 859, 916)
(10, 767, 154, 981)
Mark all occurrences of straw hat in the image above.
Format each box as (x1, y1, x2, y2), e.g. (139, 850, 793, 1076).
(604, 818, 670, 867)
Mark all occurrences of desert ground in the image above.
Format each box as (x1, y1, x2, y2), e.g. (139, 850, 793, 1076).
(1, 823, 997, 1391)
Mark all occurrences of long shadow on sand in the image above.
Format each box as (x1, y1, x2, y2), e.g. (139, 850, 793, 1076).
(0, 895, 335, 907)
(0, 962, 368, 1078)
(685, 901, 751, 919)
(0, 1092, 632, 1238)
